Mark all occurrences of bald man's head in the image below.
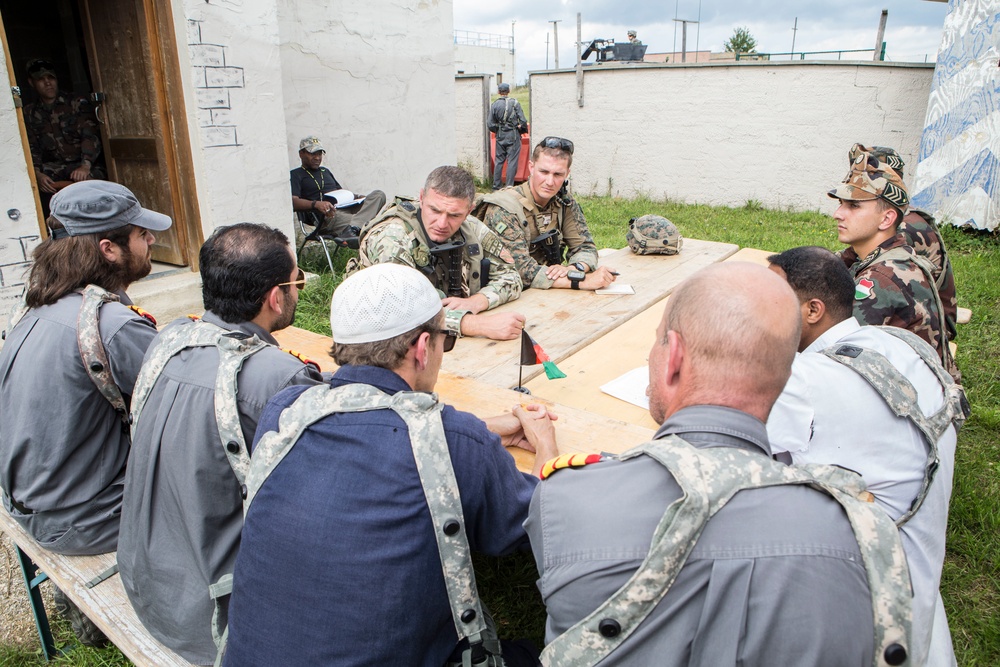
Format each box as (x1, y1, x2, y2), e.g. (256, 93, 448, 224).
(648, 262, 801, 423)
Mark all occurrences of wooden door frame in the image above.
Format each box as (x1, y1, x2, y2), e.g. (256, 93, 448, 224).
(0, 9, 47, 239)
(80, 0, 203, 271)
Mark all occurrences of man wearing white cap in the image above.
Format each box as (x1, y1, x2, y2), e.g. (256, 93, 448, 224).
(223, 263, 559, 666)
(0, 180, 171, 643)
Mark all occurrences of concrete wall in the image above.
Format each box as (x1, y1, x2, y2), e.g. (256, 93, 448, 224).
(527, 61, 934, 213)
(455, 44, 514, 84)
(0, 46, 40, 315)
(278, 0, 457, 201)
(179, 0, 292, 237)
(455, 74, 491, 180)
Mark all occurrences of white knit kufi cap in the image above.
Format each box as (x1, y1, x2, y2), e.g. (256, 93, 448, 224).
(330, 264, 443, 344)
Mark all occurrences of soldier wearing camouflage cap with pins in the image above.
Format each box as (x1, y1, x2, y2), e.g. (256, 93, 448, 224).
(117, 223, 324, 665)
(851, 144, 959, 342)
(830, 144, 959, 382)
(222, 263, 558, 666)
(766, 246, 967, 667)
(526, 262, 913, 667)
(349, 165, 527, 341)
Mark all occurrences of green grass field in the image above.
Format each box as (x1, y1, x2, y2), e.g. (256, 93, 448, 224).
(3, 196, 997, 665)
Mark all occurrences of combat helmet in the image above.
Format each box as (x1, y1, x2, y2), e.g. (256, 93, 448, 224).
(627, 215, 682, 255)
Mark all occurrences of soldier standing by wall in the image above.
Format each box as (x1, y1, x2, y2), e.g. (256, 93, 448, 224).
(487, 82, 527, 190)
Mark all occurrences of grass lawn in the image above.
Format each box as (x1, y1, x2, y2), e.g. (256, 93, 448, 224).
(3, 195, 997, 665)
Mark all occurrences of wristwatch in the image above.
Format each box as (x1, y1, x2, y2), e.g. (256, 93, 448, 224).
(573, 262, 589, 272)
(567, 269, 586, 290)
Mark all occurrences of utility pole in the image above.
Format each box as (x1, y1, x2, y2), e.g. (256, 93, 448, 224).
(790, 17, 798, 60)
(550, 20, 562, 69)
(576, 12, 583, 107)
(672, 18, 699, 63)
(546, 33, 550, 69)
(874, 9, 888, 61)
(511, 20, 517, 84)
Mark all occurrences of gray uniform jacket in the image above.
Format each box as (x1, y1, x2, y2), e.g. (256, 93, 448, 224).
(117, 312, 324, 664)
(487, 97, 526, 145)
(525, 405, 876, 666)
(0, 291, 156, 555)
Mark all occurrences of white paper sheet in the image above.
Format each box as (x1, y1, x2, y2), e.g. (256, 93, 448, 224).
(595, 283, 635, 295)
(599, 365, 650, 409)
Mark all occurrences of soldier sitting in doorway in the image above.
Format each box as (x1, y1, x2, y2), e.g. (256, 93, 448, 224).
(24, 59, 105, 213)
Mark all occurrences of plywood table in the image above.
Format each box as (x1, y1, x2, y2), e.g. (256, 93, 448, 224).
(523, 246, 776, 429)
(273, 326, 655, 474)
(440, 239, 737, 388)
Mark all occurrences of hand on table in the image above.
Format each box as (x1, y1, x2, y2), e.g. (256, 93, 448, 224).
(460, 311, 526, 341)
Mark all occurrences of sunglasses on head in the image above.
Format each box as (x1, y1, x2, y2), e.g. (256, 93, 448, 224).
(411, 328, 458, 353)
(539, 136, 574, 154)
(278, 268, 307, 289)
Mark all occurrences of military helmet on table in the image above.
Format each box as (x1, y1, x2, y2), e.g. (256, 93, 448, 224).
(627, 215, 682, 255)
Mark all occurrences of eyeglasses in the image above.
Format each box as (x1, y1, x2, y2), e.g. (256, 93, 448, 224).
(411, 328, 458, 353)
(539, 136, 574, 154)
(278, 268, 307, 289)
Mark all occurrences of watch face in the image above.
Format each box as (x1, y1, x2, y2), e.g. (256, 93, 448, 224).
(567, 270, 586, 281)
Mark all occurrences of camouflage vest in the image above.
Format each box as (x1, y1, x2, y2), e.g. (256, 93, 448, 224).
(236, 383, 504, 666)
(541, 436, 912, 667)
(820, 325, 969, 527)
(867, 245, 955, 372)
(350, 197, 489, 297)
(476, 186, 567, 264)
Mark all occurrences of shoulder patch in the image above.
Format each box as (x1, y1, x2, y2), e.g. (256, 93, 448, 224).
(541, 452, 604, 480)
(400, 200, 416, 212)
(127, 304, 157, 326)
(855, 278, 875, 300)
(187, 314, 201, 321)
(283, 347, 321, 372)
(494, 220, 508, 235)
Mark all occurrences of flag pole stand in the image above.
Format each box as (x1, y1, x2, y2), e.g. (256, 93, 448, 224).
(514, 365, 531, 394)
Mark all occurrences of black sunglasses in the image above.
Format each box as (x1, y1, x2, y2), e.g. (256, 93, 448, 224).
(539, 136, 574, 154)
(412, 328, 458, 353)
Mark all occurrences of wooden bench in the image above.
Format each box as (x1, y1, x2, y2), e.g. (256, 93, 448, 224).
(0, 510, 193, 665)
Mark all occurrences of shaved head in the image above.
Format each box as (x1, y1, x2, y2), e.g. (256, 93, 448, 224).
(648, 262, 801, 423)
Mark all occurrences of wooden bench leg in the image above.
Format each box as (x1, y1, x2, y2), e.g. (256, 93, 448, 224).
(15, 545, 64, 661)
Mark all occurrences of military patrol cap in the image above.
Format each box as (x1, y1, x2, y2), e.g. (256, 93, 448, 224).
(627, 30, 637, 37)
(330, 264, 442, 344)
(626, 215, 683, 255)
(850, 143, 906, 178)
(828, 145, 909, 213)
(26, 59, 57, 79)
(49, 180, 172, 238)
(498, 83, 510, 93)
(298, 136, 325, 153)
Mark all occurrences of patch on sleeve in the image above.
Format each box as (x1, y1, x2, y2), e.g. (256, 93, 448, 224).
(855, 278, 875, 300)
(494, 220, 508, 235)
(540, 452, 604, 480)
(127, 305, 157, 326)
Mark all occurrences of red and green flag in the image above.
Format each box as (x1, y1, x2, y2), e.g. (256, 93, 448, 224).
(520, 329, 566, 380)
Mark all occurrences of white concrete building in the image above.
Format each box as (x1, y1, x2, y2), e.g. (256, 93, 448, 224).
(0, 0, 457, 313)
(454, 30, 514, 85)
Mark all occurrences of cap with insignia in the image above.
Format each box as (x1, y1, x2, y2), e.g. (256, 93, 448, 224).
(849, 143, 906, 178)
(828, 145, 909, 213)
(298, 136, 325, 153)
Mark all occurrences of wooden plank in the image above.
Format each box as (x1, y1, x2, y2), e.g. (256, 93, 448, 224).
(0, 514, 193, 666)
(439, 239, 737, 388)
(272, 326, 655, 473)
(523, 246, 776, 429)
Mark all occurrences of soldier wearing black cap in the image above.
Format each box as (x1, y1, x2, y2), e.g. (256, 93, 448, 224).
(487, 82, 527, 190)
(23, 59, 105, 212)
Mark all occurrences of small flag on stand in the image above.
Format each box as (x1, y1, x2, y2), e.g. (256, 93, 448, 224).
(520, 329, 566, 380)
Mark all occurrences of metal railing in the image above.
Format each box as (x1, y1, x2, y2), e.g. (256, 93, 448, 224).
(735, 48, 882, 61)
(454, 30, 513, 51)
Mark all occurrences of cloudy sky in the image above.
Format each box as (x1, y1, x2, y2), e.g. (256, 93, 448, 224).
(454, 0, 950, 82)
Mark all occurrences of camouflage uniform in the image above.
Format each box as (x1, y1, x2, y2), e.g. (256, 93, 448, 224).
(25, 92, 105, 181)
(477, 182, 599, 289)
(900, 209, 958, 340)
(348, 197, 522, 335)
(840, 236, 959, 382)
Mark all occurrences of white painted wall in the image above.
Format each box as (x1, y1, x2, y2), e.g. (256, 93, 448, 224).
(0, 46, 41, 315)
(527, 61, 934, 213)
(179, 0, 293, 237)
(455, 74, 491, 180)
(278, 0, 457, 200)
(455, 44, 514, 84)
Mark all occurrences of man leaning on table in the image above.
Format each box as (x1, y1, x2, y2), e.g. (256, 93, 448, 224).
(525, 262, 913, 666)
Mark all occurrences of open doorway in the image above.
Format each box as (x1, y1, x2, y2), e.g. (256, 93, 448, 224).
(0, 0, 201, 268)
